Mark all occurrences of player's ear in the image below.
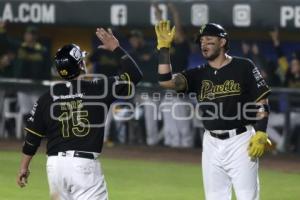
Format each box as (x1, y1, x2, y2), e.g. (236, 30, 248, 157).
(220, 38, 226, 48)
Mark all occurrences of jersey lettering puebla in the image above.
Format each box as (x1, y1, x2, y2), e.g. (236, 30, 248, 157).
(181, 57, 271, 130)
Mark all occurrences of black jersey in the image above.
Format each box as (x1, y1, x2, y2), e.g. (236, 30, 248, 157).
(23, 47, 142, 155)
(181, 57, 271, 130)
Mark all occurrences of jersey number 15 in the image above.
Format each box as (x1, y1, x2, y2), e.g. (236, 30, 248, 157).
(58, 110, 90, 138)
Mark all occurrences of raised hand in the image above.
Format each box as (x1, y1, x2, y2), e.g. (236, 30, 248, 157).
(154, 20, 175, 50)
(95, 28, 119, 51)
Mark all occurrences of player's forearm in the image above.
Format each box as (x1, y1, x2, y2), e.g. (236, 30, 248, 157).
(113, 46, 143, 85)
(158, 48, 175, 89)
(158, 64, 175, 89)
(19, 154, 33, 171)
(17, 153, 32, 188)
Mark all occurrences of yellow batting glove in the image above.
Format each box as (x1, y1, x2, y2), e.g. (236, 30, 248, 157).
(155, 20, 175, 50)
(248, 131, 269, 158)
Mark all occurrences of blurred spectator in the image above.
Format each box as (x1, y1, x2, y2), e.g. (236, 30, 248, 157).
(0, 48, 15, 78)
(269, 28, 300, 107)
(161, 91, 194, 148)
(0, 21, 52, 138)
(269, 28, 289, 84)
(128, 29, 156, 83)
(0, 22, 51, 80)
(241, 41, 281, 87)
(284, 54, 300, 88)
(268, 28, 300, 152)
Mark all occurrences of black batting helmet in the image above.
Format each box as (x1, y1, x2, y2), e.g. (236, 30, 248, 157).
(54, 44, 87, 80)
(195, 23, 229, 50)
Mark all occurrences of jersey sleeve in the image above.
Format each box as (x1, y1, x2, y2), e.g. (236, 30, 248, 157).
(92, 46, 142, 103)
(245, 59, 271, 102)
(180, 67, 200, 93)
(24, 98, 46, 138)
(107, 73, 134, 102)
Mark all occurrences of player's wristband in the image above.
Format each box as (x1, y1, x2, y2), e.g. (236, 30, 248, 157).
(158, 72, 172, 82)
(158, 48, 170, 64)
(254, 116, 268, 132)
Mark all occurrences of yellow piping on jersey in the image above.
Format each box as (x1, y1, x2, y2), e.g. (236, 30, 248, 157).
(255, 89, 271, 102)
(25, 140, 35, 146)
(24, 127, 45, 138)
(124, 72, 131, 96)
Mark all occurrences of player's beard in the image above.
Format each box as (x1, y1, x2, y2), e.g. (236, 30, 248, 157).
(202, 46, 221, 61)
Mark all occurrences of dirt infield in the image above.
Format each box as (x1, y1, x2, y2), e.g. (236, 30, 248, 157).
(1, 139, 300, 173)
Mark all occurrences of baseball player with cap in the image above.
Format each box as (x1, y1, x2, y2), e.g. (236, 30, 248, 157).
(16, 27, 142, 200)
(155, 20, 271, 200)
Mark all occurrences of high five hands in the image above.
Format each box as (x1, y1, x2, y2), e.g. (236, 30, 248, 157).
(95, 28, 119, 52)
(154, 20, 176, 50)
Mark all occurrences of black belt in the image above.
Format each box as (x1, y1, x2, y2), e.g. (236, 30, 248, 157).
(208, 126, 247, 140)
(48, 151, 96, 160)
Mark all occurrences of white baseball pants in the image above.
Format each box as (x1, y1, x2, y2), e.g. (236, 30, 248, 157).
(202, 126, 259, 200)
(46, 151, 108, 200)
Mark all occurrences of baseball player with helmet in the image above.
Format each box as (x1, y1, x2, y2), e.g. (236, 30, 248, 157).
(17, 27, 142, 200)
(155, 20, 271, 200)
